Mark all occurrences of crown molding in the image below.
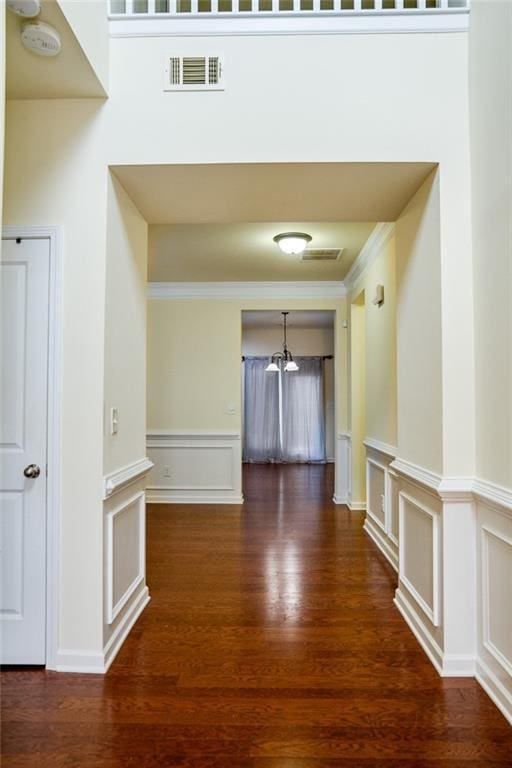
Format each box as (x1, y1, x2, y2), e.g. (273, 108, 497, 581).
(343, 222, 395, 294)
(147, 281, 346, 300)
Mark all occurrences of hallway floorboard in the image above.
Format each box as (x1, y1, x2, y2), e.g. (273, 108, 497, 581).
(2, 465, 511, 766)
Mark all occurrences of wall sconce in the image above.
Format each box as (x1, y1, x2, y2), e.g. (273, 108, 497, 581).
(373, 284, 384, 307)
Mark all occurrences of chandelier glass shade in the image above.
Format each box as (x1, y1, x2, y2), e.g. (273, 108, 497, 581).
(265, 312, 299, 373)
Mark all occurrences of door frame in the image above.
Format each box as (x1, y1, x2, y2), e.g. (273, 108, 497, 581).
(2, 225, 63, 669)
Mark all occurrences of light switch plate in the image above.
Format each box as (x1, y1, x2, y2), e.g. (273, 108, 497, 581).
(110, 407, 119, 435)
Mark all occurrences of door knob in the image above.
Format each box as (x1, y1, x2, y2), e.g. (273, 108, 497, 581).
(24, 464, 41, 479)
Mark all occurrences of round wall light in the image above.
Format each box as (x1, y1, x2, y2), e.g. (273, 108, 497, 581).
(273, 232, 312, 255)
(7, 1, 41, 18)
(21, 22, 61, 56)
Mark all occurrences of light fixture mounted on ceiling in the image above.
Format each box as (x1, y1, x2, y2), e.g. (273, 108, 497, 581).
(265, 312, 299, 373)
(273, 232, 312, 255)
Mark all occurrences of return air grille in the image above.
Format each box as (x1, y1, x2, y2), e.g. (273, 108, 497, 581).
(165, 55, 224, 91)
(302, 248, 344, 261)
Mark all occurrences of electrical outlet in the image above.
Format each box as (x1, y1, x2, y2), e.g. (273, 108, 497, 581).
(380, 494, 385, 513)
(227, 403, 236, 415)
(163, 465, 171, 478)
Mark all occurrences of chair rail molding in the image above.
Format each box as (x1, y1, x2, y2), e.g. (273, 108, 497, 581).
(148, 281, 346, 300)
(363, 436, 397, 459)
(390, 457, 442, 492)
(103, 457, 154, 499)
(146, 429, 243, 504)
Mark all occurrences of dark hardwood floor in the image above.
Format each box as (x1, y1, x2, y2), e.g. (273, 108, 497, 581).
(2, 464, 511, 766)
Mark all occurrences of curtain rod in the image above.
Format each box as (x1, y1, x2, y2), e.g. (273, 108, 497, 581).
(241, 355, 333, 361)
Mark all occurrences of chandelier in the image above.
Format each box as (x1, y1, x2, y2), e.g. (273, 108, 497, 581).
(265, 312, 299, 372)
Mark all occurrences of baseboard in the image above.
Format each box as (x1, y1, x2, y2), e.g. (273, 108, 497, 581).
(394, 589, 444, 675)
(55, 587, 150, 674)
(363, 518, 398, 572)
(348, 501, 366, 511)
(147, 493, 244, 505)
(332, 494, 348, 505)
(476, 658, 512, 725)
(103, 587, 150, 672)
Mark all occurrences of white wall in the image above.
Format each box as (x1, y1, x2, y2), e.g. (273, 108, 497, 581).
(242, 324, 335, 460)
(3, 21, 476, 666)
(104, 173, 148, 476)
(4, 100, 107, 655)
(102, 173, 150, 655)
(469, 0, 512, 492)
(395, 172, 443, 475)
(469, 0, 512, 724)
(58, 0, 109, 93)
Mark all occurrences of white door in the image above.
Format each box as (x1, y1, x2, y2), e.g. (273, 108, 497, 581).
(1, 237, 50, 664)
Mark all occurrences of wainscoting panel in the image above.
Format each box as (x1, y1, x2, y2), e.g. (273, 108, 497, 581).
(106, 491, 145, 625)
(476, 493, 512, 724)
(367, 458, 386, 532)
(146, 430, 243, 504)
(399, 491, 439, 627)
(363, 440, 398, 570)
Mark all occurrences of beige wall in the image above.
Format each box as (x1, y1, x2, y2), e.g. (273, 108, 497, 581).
(349, 233, 397, 450)
(350, 299, 366, 504)
(242, 324, 335, 459)
(148, 299, 347, 434)
(0, 3, 4, 237)
(3, 99, 107, 651)
(104, 173, 148, 475)
(395, 172, 443, 475)
(469, 0, 512, 489)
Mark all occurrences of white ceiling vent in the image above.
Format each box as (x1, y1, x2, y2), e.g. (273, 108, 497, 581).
(164, 55, 224, 91)
(302, 248, 344, 262)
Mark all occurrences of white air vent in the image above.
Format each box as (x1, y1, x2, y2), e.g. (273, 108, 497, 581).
(302, 248, 344, 262)
(164, 55, 224, 91)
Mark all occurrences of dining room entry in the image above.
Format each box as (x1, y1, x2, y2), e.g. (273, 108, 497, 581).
(241, 310, 335, 465)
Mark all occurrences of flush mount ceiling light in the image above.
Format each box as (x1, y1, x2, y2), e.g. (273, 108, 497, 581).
(265, 312, 300, 373)
(7, 0, 41, 17)
(21, 21, 61, 56)
(273, 232, 312, 255)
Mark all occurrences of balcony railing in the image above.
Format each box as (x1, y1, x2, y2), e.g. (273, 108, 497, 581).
(109, 0, 470, 33)
(110, 0, 468, 14)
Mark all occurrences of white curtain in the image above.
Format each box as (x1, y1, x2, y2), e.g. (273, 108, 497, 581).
(243, 356, 326, 463)
(243, 357, 280, 462)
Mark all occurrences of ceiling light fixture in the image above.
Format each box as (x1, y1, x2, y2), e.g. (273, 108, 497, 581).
(265, 312, 299, 373)
(273, 232, 312, 255)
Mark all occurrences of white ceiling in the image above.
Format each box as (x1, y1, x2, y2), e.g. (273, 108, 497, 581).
(242, 310, 335, 329)
(112, 162, 436, 224)
(6, 1, 106, 99)
(149, 222, 375, 282)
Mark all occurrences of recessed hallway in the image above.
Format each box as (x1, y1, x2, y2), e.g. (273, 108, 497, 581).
(2, 464, 511, 766)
